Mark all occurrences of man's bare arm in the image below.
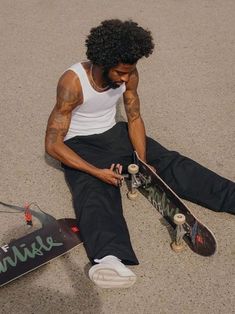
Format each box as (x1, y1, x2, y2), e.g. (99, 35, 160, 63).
(45, 71, 123, 185)
(123, 69, 147, 161)
(45, 71, 101, 173)
(46, 80, 77, 157)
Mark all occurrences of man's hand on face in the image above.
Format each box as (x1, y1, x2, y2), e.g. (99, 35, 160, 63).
(97, 163, 124, 186)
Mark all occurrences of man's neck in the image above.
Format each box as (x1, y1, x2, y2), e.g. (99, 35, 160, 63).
(90, 64, 109, 90)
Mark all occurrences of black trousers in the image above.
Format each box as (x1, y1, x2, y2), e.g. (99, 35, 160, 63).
(63, 122, 235, 265)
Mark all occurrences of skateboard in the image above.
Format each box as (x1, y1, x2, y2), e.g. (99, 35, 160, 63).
(127, 152, 217, 256)
(0, 202, 82, 287)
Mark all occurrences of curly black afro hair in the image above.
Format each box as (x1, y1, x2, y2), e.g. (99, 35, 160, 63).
(86, 19, 154, 68)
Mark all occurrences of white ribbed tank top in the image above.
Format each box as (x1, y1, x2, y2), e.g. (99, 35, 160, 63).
(64, 62, 126, 140)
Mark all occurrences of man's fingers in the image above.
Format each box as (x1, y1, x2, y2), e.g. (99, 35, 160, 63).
(117, 164, 123, 174)
(114, 177, 123, 187)
(114, 163, 123, 174)
(114, 172, 123, 180)
(108, 164, 124, 186)
(110, 164, 115, 171)
(113, 165, 124, 186)
(115, 164, 120, 173)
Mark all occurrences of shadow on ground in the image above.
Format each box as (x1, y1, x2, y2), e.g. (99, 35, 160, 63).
(1, 253, 102, 314)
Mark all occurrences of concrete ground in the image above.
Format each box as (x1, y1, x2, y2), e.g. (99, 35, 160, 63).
(0, 1, 234, 313)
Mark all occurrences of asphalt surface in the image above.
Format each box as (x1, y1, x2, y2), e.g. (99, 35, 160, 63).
(0, 1, 235, 313)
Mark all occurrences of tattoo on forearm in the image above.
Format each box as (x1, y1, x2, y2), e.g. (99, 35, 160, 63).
(46, 128, 60, 144)
(46, 110, 71, 144)
(124, 94, 140, 121)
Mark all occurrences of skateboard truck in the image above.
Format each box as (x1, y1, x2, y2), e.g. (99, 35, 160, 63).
(171, 214, 186, 253)
(127, 164, 141, 200)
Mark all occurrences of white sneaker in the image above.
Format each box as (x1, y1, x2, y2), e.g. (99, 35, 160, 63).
(88, 255, 137, 289)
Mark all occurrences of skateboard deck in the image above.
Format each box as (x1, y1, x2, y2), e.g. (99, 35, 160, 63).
(128, 152, 217, 256)
(0, 202, 81, 287)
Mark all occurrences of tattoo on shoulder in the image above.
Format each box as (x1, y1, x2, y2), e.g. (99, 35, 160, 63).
(57, 85, 78, 103)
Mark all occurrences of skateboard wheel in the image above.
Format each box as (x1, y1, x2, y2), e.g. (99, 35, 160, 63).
(127, 191, 138, 200)
(171, 241, 185, 253)
(173, 213, 186, 225)
(128, 164, 139, 175)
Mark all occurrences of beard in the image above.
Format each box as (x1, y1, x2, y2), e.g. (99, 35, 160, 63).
(102, 68, 121, 89)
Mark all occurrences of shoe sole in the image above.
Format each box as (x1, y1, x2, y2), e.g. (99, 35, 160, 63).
(89, 267, 137, 289)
